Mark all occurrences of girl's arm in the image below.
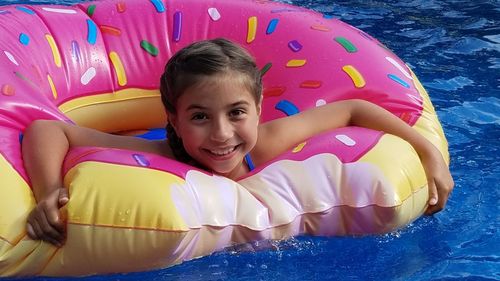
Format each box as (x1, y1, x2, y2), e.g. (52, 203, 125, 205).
(22, 120, 170, 246)
(256, 99, 454, 215)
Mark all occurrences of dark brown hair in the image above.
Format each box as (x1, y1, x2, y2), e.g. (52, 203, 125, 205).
(159, 38, 262, 163)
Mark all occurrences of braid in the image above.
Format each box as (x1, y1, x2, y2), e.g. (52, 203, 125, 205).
(165, 122, 193, 164)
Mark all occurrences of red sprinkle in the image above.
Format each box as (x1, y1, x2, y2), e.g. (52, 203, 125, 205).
(311, 24, 331, 32)
(300, 80, 322, 89)
(100, 25, 122, 36)
(264, 86, 286, 97)
(1, 84, 15, 96)
(116, 2, 126, 13)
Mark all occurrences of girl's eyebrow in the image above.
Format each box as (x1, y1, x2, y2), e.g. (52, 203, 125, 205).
(186, 100, 250, 111)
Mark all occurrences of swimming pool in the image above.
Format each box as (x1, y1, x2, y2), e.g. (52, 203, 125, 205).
(1, 0, 498, 280)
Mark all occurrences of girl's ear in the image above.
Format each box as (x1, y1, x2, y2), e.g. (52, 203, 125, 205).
(256, 95, 263, 116)
(168, 114, 179, 134)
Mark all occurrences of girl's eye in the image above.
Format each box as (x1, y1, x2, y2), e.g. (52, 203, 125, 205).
(191, 113, 208, 121)
(229, 109, 246, 118)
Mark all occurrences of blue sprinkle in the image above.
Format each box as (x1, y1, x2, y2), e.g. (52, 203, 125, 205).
(19, 33, 30, 45)
(16, 6, 35, 15)
(150, 0, 165, 13)
(86, 19, 97, 45)
(132, 154, 150, 167)
(19, 133, 24, 143)
(275, 100, 300, 116)
(388, 74, 410, 88)
(266, 18, 279, 34)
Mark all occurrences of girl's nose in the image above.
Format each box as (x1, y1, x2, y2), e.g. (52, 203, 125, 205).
(211, 117, 233, 142)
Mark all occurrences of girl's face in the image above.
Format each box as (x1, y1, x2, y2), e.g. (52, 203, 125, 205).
(169, 73, 261, 179)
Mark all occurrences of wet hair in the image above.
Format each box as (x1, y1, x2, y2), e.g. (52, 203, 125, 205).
(159, 38, 263, 163)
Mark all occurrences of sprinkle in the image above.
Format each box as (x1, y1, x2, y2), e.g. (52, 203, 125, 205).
(150, 0, 165, 13)
(335, 37, 357, 53)
(385, 57, 412, 80)
(311, 24, 330, 32)
(173, 11, 182, 42)
(45, 34, 61, 67)
(247, 16, 257, 43)
(0, 10, 11, 15)
(140, 40, 158, 56)
(19, 33, 30, 45)
(71, 41, 81, 62)
(275, 100, 299, 116)
(260, 62, 272, 76)
(15, 6, 35, 15)
(47, 74, 57, 99)
(1, 84, 15, 96)
(18, 133, 23, 143)
(292, 142, 306, 153)
(208, 7, 220, 21)
(87, 19, 97, 45)
(15, 71, 38, 89)
(266, 18, 279, 34)
(264, 86, 286, 97)
(286, 59, 306, 67)
(342, 65, 365, 88)
(316, 99, 326, 106)
(109, 51, 127, 86)
(100, 25, 121, 36)
(288, 40, 302, 52)
(4, 51, 18, 65)
(388, 74, 410, 88)
(300, 80, 322, 88)
(80, 67, 96, 85)
(271, 8, 300, 13)
(133, 154, 150, 167)
(335, 135, 356, 146)
(42, 7, 77, 14)
(87, 5, 96, 16)
(116, 2, 126, 13)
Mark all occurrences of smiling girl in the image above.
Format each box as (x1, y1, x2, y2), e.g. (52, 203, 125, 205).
(22, 38, 454, 246)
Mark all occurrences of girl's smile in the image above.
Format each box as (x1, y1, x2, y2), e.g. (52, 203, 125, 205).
(169, 73, 261, 178)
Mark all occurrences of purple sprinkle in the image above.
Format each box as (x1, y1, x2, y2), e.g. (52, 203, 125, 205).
(71, 40, 81, 62)
(173, 11, 182, 42)
(288, 40, 302, 52)
(0, 10, 12, 15)
(132, 154, 150, 167)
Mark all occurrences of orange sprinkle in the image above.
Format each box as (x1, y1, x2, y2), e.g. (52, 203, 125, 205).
(1, 84, 15, 96)
(100, 25, 122, 36)
(116, 2, 126, 13)
(300, 80, 322, 88)
(264, 86, 286, 97)
(311, 24, 330, 32)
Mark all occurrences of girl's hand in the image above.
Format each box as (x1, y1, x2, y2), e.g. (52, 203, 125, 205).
(421, 148, 454, 215)
(26, 188, 69, 247)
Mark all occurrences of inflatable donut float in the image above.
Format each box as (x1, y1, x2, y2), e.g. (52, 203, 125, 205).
(0, 0, 449, 277)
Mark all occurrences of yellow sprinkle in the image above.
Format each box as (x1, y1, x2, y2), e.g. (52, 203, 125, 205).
(109, 51, 127, 86)
(45, 34, 61, 68)
(247, 16, 257, 43)
(292, 141, 307, 153)
(47, 74, 57, 99)
(342, 65, 365, 88)
(286, 59, 307, 67)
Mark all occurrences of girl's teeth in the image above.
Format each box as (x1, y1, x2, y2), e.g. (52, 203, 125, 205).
(210, 146, 235, 156)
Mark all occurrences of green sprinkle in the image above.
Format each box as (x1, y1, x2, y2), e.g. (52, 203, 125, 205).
(335, 37, 357, 53)
(140, 40, 158, 57)
(87, 5, 96, 17)
(260, 62, 272, 76)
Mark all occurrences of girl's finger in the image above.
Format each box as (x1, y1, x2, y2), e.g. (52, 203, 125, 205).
(39, 208, 64, 241)
(58, 188, 69, 206)
(428, 181, 438, 206)
(26, 222, 37, 239)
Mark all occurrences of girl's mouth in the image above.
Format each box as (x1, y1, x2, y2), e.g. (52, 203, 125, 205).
(204, 144, 241, 159)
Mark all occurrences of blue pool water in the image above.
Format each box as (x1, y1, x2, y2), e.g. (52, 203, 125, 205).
(2, 0, 499, 280)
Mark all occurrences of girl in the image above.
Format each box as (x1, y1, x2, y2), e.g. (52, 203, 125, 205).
(23, 38, 454, 247)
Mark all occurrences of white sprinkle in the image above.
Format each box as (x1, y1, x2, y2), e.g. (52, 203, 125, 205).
(316, 99, 326, 106)
(335, 134, 356, 147)
(386, 56, 412, 80)
(208, 8, 221, 21)
(81, 67, 96, 85)
(4, 51, 18, 66)
(42, 7, 77, 14)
